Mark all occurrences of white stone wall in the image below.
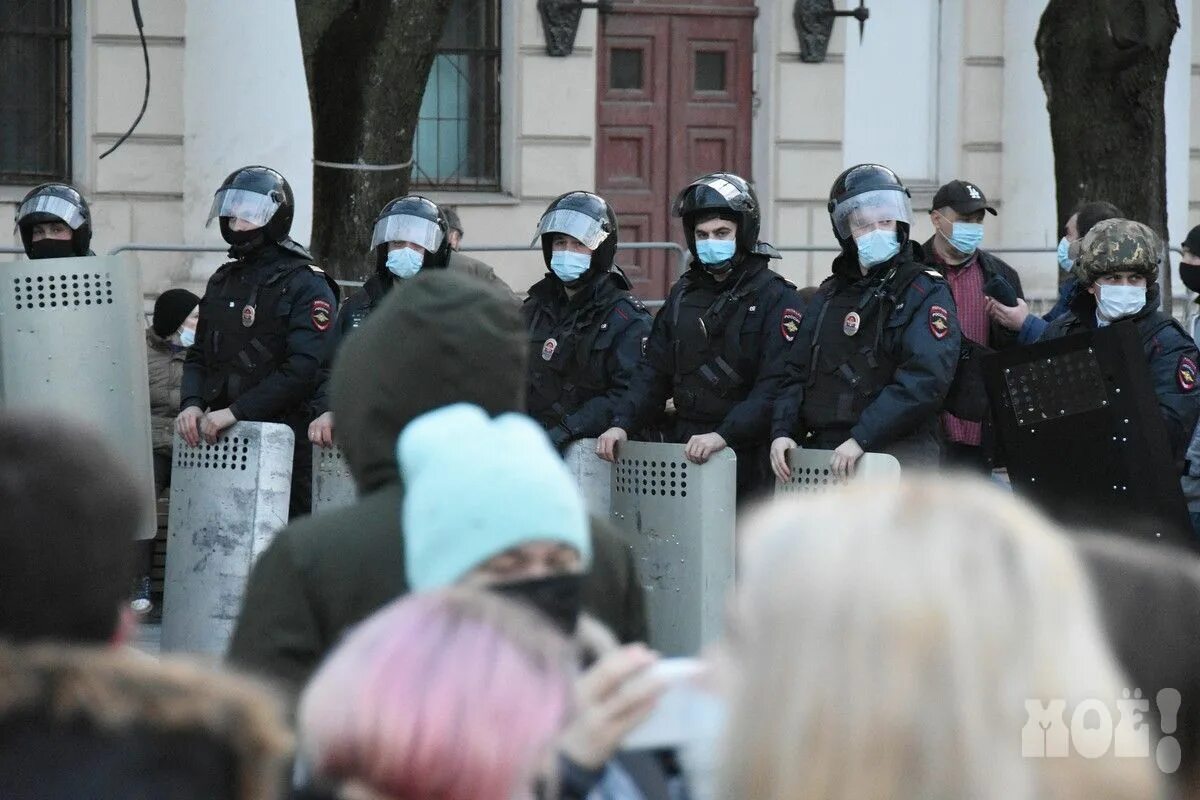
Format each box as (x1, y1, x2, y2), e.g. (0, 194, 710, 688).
(2, 0, 189, 302)
(8, 0, 1200, 307)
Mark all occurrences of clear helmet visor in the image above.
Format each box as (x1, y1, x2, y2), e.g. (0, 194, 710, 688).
(531, 209, 607, 250)
(206, 188, 281, 229)
(831, 189, 913, 240)
(369, 214, 445, 252)
(16, 195, 85, 230)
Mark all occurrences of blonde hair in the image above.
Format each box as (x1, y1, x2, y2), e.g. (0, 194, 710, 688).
(719, 474, 1160, 800)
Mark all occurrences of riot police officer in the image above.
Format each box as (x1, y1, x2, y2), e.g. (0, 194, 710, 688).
(769, 164, 961, 481)
(524, 191, 651, 448)
(176, 166, 338, 517)
(1042, 218, 1200, 462)
(14, 183, 94, 259)
(307, 195, 516, 446)
(596, 172, 803, 497)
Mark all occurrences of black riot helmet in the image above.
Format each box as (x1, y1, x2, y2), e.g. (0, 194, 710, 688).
(207, 166, 295, 247)
(15, 183, 93, 258)
(370, 195, 451, 272)
(827, 164, 914, 253)
(533, 191, 619, 281)
(672, 172, 762, 268)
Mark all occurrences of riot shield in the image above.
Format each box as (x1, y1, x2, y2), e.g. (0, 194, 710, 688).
(312, 445, 356, 513)
(775, 449, 901, 496)
(0, 253, 156, 538)
(162, 423, 294, 656)
(606, 441, 736, 657)
(564, 438, 613, 518)
(983, 321, 1193, 547)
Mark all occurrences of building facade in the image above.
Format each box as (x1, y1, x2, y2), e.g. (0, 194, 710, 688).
(2, 0, 1198, 306)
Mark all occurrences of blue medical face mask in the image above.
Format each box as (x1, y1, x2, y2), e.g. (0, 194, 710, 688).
(1057, 237, 1074, 273)
(696, 239, 737, 268)
(550, 249, 592, 282)
(944, 221, 984, 255)
(854, 229, 901, 268)
(385, 246, 424, 279)
(177, 326, 196, 348)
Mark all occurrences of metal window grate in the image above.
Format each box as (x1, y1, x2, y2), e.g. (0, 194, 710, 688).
(0, 0, 71, 184)
(411, 0, 500, 191)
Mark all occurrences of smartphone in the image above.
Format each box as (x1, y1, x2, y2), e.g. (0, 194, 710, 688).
(621, 658, 713, 751)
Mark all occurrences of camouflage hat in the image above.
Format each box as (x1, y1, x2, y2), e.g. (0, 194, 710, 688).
(1073, 218, 1161, 285)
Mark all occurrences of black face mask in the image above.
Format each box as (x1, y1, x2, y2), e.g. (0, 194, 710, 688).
(29, 238, 77, 260)
(491, 572, 584, 636)
(1181, 263, 1200, 295)
(220, 219, 267, 256)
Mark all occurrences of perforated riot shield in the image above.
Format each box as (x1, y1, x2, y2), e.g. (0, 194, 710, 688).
(0, 253, 156, 538)
(564, 438, 613, 518)
(312, 445, 356, 513)
(607, 441, 736, 657)
(163, 423, 294, 656)
(983, 322, 1192, 547)
(775, 449, 901, 496)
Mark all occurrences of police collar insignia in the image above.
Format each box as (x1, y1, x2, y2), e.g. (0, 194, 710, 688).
(542, 337, 558, 361)
(1178, 355, 1198, 392)
(311, 299, 332, 332)
(843, 311, 861, 336)
(929, 305, 950, 339)
(781, 308, 802, 342)
(241, 304, 256, 328)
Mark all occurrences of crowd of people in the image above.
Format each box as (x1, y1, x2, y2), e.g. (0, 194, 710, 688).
(6, 160, 1200, 798)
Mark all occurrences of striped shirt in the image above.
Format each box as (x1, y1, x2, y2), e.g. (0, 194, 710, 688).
(938, 251, 986, 447)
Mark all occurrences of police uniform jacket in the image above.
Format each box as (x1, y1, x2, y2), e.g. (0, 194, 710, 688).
(610, 253, 803, 451)
(524, 267, 651, 446)
(1042, 283, 1200, 465)
(180, 240, 338, 422)
(771, 241, 961, 462)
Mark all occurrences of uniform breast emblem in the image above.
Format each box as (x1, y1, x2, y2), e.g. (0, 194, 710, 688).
(843, 311, 861, 337)
(542, 338, 558, 361)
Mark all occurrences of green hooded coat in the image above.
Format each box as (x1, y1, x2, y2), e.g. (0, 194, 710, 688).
(226, 270, 646, 695)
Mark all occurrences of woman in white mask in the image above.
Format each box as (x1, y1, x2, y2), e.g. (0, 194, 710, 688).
(1041, 218, 1200, 463)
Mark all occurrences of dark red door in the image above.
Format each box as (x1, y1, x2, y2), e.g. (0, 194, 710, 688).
(597, 3, 756, 300)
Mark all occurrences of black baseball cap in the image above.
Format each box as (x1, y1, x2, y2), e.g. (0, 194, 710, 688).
(1181, 224, 1200, 255)
(931, 179, 997, 216)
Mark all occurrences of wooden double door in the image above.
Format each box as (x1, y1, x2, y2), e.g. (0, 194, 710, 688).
(596, 1, 757, 299)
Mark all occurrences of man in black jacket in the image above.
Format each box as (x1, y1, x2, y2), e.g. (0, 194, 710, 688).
(524, 191, 651, 448)
(596, 172, 803, 498)
(176, 166, 338, 518)
(924, 179, 1024, 471)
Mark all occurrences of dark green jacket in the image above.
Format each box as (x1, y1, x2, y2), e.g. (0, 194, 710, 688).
(226, 270, 646, 696)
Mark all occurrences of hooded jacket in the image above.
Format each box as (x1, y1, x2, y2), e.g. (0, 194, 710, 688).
(0, 642, 289, 800)
(310, 249, 519, 417)
(228, 270, 647, 696)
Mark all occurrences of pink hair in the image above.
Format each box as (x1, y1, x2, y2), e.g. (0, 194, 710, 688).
(299, 588, 575, 800)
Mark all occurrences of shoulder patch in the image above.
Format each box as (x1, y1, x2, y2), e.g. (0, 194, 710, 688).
(928, 305, 950, 340)
(780, 307, 802, 342)
(1178, 355, 1197, 392)
(311, 298, 332, 332)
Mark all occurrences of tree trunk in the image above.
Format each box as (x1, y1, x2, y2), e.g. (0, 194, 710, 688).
(295, 0, 454, 280)
(1036, 0, 1179, 310)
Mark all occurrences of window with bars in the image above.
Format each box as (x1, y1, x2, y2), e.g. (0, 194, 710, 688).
(411, 0, 500, 191)
(0, 0, 71, 184)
